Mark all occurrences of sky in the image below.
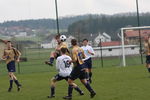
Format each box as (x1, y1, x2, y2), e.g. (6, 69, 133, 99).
(0, 0, 150, 22)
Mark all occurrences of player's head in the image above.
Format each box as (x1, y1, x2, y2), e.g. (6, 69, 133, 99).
(60, 47, 67, 54)
(71, 39, 77, 46)
(82, 39, 88, 46)
(6, 41, 12, 48)
(55, 34, 61, 43)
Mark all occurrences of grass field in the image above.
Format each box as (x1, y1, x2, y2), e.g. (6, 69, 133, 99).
(0, 48, 149, 100)
(0, 64, 150, 100)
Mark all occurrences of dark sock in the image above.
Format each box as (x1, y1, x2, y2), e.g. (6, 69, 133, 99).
(14, 80, 20, 86)
(84, 82, 94, 93)
(49, 57, 54, 64)
(89, 72, 92, 78)
(51, 86, 55, 96)
(9, 80, 13, 88)
(148, 68, 150, 73)
(85, 72, 89, 80)
(68, 85, 73, 97)
(74, 86, 82, 94)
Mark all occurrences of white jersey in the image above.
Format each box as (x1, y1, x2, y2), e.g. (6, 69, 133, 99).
(81, 45, 95, 60)
(56, 55, 72, 77)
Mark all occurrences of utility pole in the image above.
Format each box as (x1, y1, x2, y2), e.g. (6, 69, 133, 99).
(55, 0, 60, 35)
(136, 0, 143, 64)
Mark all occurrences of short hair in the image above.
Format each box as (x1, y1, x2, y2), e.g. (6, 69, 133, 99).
(55, 34, 61, 39)
(60, 48, 67, 54)
(82, 39, 88, 42)
(71, 39, 77, 46)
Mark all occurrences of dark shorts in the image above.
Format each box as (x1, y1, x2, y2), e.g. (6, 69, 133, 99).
(84, 58, 92, 69)
(69, 64, 86, 80)
(146, 55, 150, 64)
(55, 52, 61, 59)
(53, 74, 69, 81)
(7, 61, 16, 72)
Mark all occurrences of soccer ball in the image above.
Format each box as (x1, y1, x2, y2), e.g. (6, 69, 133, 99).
(60, 35, 67, 42)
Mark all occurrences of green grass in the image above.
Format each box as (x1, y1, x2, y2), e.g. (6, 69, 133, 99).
(0, 48, 149, 100)
(0, 65, 150, 100)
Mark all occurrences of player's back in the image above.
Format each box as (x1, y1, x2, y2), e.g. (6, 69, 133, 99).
(56, 55, 72, 77)
(71, 46, 85, 66)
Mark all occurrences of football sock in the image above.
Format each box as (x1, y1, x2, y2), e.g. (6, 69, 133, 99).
(68, 85, 73, 97)
(49, 57, 54, 64)
(51, 86, 55, 96)
(85, 72, 89, 80)
(84, 82, 94, 93)
(74, 86, 82, 93)
(89, 72, 92, 78)
(148, 68, 150, 73)
(9, 80, 13, 88)
(14, 80, 20, 86)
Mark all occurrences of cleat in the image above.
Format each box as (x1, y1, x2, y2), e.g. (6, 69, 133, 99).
(8, 87, 12, 92)
(63, 96, 72, 100)
(80, 91, 84, 95)
(90, 92, 96, 98)
(17, 85, 22, 92)
(45, 61, 53, 66)
(47, 95, 55, 98)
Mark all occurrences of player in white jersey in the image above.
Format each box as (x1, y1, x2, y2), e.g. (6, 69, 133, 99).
(81, 39, 95, 83)
(47, 48, 84, 98)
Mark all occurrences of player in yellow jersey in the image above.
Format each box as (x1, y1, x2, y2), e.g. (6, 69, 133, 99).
(63, 39, 96, 100)
(2, 41, 22, 92)
(45, 34, 69, 66)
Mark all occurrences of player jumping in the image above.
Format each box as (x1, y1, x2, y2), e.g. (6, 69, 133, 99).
(45, 34, 69, 66)
(2, 41, 22, 92)
(47, 48, 84, 98)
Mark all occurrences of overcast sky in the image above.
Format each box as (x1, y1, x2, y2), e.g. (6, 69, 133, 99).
(0, 0, 150, 22)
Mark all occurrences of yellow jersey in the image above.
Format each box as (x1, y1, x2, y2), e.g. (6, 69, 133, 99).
(56, 42, 70, 56)
(71, 45, 85, 66)
(3, 48, 21, 64)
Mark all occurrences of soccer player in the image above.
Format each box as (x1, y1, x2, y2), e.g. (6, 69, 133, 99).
(45, 34, 69, 66)
(63, 39, 96, 100)
(81, 39, 95, 83)
(143, 36, 150, 73)
(2, 41, 22, 92)
(47, 48, 84, 98)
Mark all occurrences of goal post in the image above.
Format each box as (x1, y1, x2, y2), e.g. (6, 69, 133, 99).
(121, 26, 150, 67)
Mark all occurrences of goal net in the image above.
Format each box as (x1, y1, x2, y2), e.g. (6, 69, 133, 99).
(120, 26, 150, 66)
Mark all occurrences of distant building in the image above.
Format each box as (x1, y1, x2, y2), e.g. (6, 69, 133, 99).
(94, 32, 111, 46)
(125, 30, 150, 44)
(66, 35, 75, 47)
(15, 32, 27, 37)
(41, 38, 57, 48)
(41, 35, 75, 48)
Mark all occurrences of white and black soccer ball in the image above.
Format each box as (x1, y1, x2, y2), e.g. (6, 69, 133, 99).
(60, 35, 67, 42)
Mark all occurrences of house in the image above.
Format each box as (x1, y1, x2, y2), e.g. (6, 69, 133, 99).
(41, 38, 57, 48)
(94, 32, 111, 46)
(125, 29, 150, 44)
(15, 32, 27, 37)
(66, 35, 75, 47)
(73, 32, 111, 46)
(99, 41, 128, 47)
